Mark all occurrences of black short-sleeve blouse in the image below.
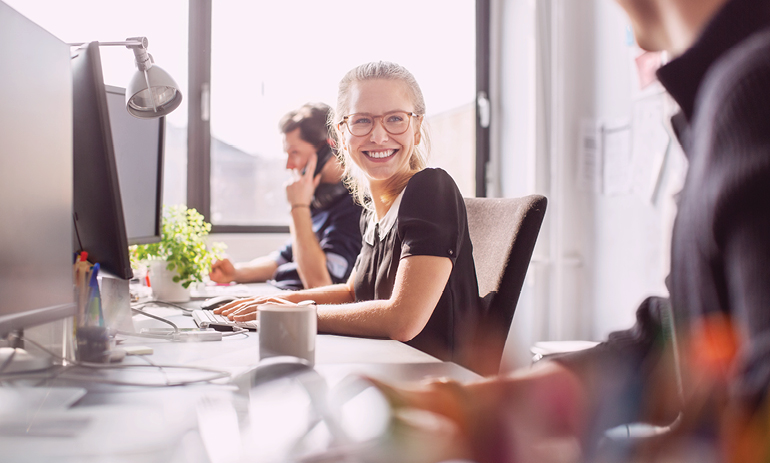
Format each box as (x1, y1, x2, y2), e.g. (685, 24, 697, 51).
(353, 168, 481, 362)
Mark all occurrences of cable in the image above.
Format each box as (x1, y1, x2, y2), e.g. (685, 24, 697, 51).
(137, 354, 170, 384)
(143, 300, 195, 313)
(0, 347, 17, 375)
(129, 303, 250, 340)
(130, 307, 179, 332)
(116, 330, 174, 340)
(132, 300, 195, 314)
(6, 335, 231, 387)
(64, 363, 230, 387)
(220, 329, 249, 338)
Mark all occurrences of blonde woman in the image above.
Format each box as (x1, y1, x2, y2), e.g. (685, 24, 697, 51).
(217, 62, 480, 362)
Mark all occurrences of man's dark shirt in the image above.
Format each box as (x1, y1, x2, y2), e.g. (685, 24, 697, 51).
(555, 0, 770, 436)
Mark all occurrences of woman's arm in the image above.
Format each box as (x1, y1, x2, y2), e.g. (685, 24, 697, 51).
(215, 281, 355, 319)
(218, 254, 452, 342)
(315, 254, 452, 341)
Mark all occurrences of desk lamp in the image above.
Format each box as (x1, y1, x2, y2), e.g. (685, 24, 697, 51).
(69, 37, 182, 119)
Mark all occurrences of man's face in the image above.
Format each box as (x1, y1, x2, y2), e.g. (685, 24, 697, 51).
(282, 128, 316, 171)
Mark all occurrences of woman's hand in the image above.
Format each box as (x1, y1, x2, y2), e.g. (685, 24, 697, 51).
(213, 295, 293, 321)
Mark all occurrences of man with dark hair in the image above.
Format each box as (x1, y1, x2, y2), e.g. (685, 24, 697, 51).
(210, 103, 362, 290)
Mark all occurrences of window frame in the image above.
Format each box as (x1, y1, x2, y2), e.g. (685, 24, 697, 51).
(186, 0, 491, 233)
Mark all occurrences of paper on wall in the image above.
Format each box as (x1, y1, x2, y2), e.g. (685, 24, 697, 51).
(577, 119, 603, 193)
(631, 98, 671, 203)
(602, 118, 633, 196)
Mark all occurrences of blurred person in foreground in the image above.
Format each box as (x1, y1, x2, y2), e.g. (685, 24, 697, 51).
(209, 103, 362, 290)
(369, 0, 770, 461)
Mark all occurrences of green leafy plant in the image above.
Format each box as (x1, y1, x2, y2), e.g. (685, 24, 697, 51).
(130, 205, 226, 288)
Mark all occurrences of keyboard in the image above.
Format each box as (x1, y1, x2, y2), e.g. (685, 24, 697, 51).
(192, 309, 258, 331)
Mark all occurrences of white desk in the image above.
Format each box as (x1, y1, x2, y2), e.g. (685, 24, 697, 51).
(1, 305, 481, 463)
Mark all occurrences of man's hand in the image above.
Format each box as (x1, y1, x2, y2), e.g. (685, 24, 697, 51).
(286, 152, 322, 208)
(209, 258, 236, 284)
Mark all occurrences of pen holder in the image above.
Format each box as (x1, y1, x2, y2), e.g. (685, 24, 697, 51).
(75, 325, 112, 363)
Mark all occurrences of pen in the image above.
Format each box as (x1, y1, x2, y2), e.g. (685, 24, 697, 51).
(87, 263, 102, 326)
(75, 252, 90, 327)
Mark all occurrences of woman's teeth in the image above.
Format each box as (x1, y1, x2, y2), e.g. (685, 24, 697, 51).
(366, 149, 395, 159)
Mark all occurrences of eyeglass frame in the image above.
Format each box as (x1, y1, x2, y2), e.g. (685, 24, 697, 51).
(338, 111, 422, 137)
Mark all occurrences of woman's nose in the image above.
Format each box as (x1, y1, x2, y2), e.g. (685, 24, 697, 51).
(369, 121, 389, 143)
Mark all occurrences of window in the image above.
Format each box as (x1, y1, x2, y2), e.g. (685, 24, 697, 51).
(198, 0, 478, 231)
(7, 0, 488, 233)
(4, 0, 190, 209)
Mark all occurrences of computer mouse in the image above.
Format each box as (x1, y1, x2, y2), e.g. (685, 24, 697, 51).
(231, 356, 316, 393)
(199, 295, 239, 310)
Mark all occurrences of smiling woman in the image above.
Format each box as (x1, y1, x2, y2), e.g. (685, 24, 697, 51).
(215, 62, 483, 367)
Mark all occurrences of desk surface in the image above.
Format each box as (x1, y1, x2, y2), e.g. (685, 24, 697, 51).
(1, 302, 481, 463)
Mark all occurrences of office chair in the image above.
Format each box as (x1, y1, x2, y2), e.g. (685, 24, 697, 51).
(463, 195, 547, 375)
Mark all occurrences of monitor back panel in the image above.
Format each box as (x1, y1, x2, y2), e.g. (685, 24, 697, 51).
(0, 2, 76, 335)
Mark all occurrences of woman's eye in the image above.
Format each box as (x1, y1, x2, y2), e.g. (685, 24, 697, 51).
(352, 117, 371, 125)
(386, 114, 405, 123)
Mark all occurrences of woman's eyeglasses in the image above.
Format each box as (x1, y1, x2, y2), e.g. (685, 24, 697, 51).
(338, 111, 420, 137)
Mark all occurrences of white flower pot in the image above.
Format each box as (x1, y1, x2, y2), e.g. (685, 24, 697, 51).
(148, 260, 190, 302)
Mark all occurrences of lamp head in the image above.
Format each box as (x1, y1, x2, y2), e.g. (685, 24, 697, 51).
(124, 36, 182, 119)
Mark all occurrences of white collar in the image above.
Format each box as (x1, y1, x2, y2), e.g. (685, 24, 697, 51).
(363, 190, 405, 245)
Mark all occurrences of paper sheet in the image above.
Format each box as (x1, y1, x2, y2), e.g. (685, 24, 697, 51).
(631, 98, 671, 203)
(602, 118, 633, 196)
(577, 119, 603, 193)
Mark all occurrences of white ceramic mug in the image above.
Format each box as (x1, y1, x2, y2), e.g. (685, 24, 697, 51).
(258, 301, 317, 365)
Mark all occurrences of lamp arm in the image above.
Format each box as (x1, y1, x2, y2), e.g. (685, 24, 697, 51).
(67, 37, 147, 49)
(67, 37, 153, 72)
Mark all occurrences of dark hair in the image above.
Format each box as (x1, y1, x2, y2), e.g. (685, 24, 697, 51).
(279, 102, 332, 150)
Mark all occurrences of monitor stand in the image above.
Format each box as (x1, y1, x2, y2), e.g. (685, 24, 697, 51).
(99, 274, 135, 334)
(0, 347, 52, 373)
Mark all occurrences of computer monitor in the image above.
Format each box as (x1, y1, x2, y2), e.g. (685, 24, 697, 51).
(0, 2, 76, 338)
(71, 42, 133, 280)
(105, 85, 164, 246)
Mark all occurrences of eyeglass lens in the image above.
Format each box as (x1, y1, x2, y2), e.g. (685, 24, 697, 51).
(346, 112, 412, 136)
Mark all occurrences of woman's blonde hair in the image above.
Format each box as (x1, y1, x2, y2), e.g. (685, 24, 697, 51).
(330, 61, 431, 210)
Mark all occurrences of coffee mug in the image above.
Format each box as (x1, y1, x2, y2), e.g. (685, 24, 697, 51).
(258, 300, 317, 365)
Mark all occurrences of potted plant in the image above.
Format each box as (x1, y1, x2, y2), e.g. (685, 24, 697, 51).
(131, 205, 225, 302)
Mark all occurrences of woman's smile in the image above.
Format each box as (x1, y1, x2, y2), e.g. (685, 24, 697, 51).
(364, 148, 398, 160)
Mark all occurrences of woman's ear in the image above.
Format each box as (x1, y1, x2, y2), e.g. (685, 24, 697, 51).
(414, 118, 423, 145)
